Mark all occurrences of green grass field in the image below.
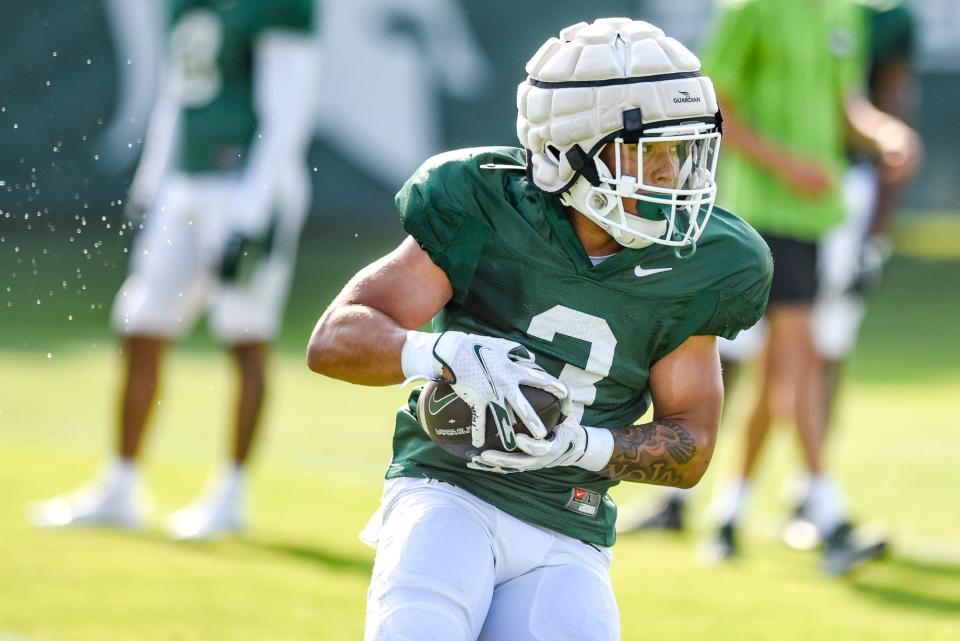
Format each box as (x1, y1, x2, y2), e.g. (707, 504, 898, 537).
(1, 224, 959, 640)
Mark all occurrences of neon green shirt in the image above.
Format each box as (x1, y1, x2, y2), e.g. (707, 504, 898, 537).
(700, 0, 867, 240)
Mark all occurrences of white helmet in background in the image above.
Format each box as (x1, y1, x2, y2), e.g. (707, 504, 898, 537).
(517, 18, 722, 250)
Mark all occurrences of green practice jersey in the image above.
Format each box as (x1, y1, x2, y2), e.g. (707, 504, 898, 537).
(167, 0, 313, 173)
(862, 0, 916, 90)
(700, 0, 866, 241)
(385, 147, 773, 546)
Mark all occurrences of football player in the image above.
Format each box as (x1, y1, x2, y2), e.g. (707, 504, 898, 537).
(691, 0, 919, 575)
(794, 0, 922, 552)
(31, 0, 318, 540)
(308, 19, 771, 640)
(618, 1, 923, 553)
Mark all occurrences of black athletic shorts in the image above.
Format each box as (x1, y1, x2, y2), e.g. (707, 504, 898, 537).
(762, 233, 819, 304)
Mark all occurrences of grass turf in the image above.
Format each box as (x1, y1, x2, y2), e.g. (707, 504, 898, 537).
(1, 223, 958, 640)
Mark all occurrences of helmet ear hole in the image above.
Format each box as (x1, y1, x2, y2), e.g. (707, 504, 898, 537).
(590, 192, 609, 210)
(546, 145, 561, 162)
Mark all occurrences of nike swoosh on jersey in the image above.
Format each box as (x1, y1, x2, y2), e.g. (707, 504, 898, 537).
(634, 266, 673, 278)
(428, 389, 460, 415)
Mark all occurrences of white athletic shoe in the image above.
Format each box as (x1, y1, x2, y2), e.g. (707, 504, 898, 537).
(29, 480, 146, 530)
(167, 491, 245, 541)
(782, 502, 822, 551)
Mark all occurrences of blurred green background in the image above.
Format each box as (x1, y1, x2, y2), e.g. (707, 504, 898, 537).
(1, 1, 959, 640)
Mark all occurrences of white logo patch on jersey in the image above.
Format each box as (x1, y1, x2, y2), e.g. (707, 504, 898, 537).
(634, 266, 673, 278)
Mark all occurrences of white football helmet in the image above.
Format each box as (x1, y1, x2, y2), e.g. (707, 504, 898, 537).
(517, 18, 722, 250)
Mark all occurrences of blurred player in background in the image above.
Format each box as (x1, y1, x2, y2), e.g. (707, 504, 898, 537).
(620, 1, 922, 550)
(32, 0, 319, 540)
(308, 18, 771, 640)
(695, 0, 918, 575)
(787, 0, 921, 551)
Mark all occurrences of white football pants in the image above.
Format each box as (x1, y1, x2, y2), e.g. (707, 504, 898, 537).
(361, 477, 620, 641)
(112, 168, 309, 344)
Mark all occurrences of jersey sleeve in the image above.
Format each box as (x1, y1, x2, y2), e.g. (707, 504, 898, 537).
(870, 4, 916, 65)
(698, 0, 761, 99)
(699, 235, 773, 339)
(261, 0, 313, 33)
(396, 158, 490, 304)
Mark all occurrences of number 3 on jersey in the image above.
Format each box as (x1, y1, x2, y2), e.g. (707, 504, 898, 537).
(527, 306, 617, 424)
(169, 9, 224, 107)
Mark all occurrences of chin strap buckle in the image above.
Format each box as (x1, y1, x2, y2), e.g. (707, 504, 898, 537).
(565, 145, 601, 187)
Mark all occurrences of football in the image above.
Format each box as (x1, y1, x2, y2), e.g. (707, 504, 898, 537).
(416, 381, 563, 460)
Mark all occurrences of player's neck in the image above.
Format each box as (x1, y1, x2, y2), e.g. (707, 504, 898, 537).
(566, 207, 623, 258)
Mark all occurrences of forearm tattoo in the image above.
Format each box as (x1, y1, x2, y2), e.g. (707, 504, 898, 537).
(603, 419, 697, 485)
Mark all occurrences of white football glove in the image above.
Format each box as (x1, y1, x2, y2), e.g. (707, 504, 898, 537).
(401, 330, 567, 449)
(471, 417, 614, 474)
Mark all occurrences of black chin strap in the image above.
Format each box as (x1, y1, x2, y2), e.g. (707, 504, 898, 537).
(565, 145, 601, 187)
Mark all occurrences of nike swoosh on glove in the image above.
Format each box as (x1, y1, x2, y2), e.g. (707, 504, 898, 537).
(433, 332, 567, 449)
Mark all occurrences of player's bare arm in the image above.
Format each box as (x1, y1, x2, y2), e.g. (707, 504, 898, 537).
(307, 237, 452, 386)
(308, 235, 566, 448)
(868, 57, 914, 235)
(604, 335, 723, 488)
(844, 95, 922, 186)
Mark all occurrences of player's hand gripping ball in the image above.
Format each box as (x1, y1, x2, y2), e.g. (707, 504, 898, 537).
(416, 381, 562, 460)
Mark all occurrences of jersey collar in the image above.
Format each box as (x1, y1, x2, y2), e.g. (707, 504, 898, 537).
(542, 195, 654, 279)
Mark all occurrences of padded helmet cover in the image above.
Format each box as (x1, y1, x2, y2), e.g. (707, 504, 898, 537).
(517, 18, 720, 195)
